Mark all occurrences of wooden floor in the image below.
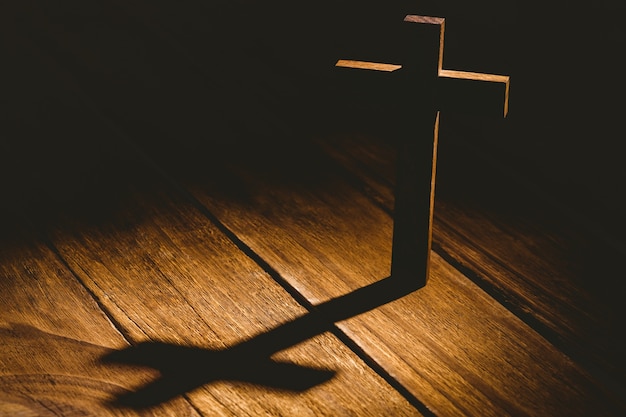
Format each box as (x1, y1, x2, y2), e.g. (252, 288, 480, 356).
(1, 1, 625, 416)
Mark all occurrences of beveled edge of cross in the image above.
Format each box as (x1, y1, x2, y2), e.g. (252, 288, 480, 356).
(336, 15, 511, 117)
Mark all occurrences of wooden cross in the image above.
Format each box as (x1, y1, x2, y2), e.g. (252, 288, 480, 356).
(336, 15, 510, 289)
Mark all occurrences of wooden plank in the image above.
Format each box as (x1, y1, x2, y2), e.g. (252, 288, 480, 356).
(312, 131, 626, 395)
(0, 220, 121, 350)
(168, 139, 625, 416)
(0, 219, 200, 416)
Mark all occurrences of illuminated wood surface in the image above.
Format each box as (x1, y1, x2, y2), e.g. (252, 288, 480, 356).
(173, 141, 622, 417)
(1, 14, 422, 416)
(2, 1, 625, 416)
(43, 156, 421, 416)
(313, 131, 626, 388)
(0, 226, 200, 417)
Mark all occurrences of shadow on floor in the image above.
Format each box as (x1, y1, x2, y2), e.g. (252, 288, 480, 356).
(102, 275, 420, 409)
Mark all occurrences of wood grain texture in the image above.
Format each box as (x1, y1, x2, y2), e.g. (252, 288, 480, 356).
(171, 140, 625, 416)
(43, 152, 422, 415)
(0, 220, 200, 416)
(0, 324, 199, 417)
(335, 60, 402, 72)
(312, 131, 626, 395)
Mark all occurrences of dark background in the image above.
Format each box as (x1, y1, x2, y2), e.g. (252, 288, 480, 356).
(2, 0, 625, 252)
(415, 0, 626, 252)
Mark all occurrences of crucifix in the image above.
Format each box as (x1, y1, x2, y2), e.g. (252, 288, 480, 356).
(336, 15, 510, 290)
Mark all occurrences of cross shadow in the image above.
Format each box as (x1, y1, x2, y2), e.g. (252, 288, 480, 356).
(101, 275, 420, 409)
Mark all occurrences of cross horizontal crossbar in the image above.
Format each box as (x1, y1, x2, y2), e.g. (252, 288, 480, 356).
(335, 16, 510, 117)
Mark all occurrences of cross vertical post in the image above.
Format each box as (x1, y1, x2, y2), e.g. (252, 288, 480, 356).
(336, 15, 509, 290)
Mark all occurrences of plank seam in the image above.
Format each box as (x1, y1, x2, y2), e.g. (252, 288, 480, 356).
(16, 36, 217, 417)
(316, 140, 626, 397)
(306, 136, 626, 397)
(132, 146, 436, 416)
(42, 234, 138, 346)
